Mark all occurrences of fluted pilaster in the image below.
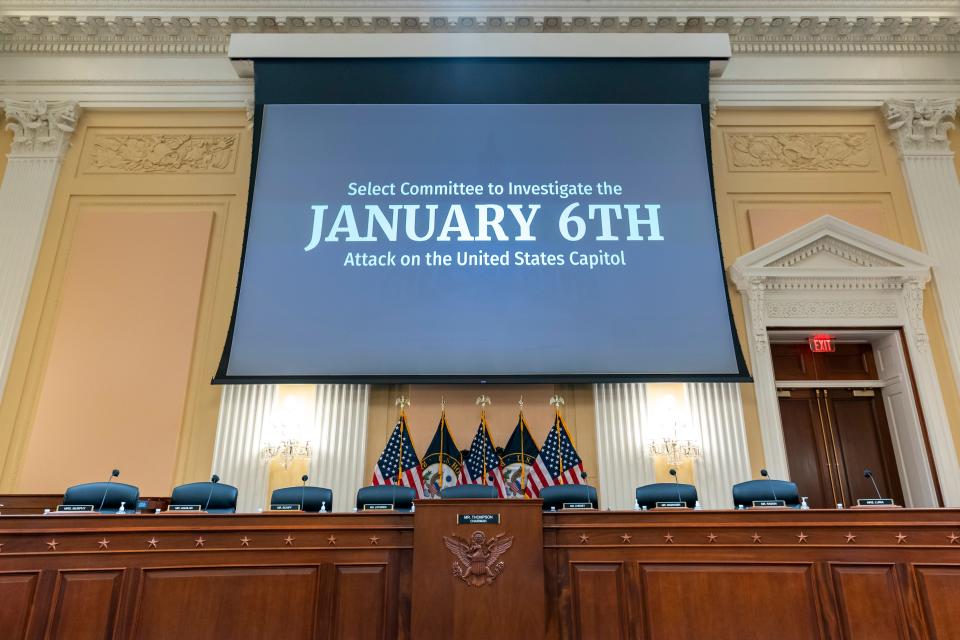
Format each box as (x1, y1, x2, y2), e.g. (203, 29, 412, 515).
(307, 384, 370, 513)
(0, 99, 79, 399)
(594, 383, 654, 510)
(687, 383, 752, 509)
(210, 385, 277, 513)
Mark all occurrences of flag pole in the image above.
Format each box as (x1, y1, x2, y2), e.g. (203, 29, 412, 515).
(550, 395, 565, 484)
(519, 396, 527, 497)
(395, 395, 410, 485)
(476, 395, 491, 486)
(439, 397, 446, 491)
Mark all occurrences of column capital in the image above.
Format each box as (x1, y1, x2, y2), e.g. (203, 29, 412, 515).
(2, 99, 79, 159)
(884, 97, 958, 157)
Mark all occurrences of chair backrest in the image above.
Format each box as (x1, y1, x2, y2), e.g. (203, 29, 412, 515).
(170, 482, 238, 513)
(635, 482, 698, 509)
(270, 486, 333, 512)
(356, 485, 416, 512)
(539, 484, 598, 511)
(439, 484, 498, 499)
(732, 479, 801, 508)
(63, 482, 140, 513)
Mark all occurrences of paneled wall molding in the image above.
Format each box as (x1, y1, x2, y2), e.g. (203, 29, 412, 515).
(730, 214, 960, 506)
(0, 97, 78, 401)
(211, 384, 370, 512)
(884, 98, 960, 401)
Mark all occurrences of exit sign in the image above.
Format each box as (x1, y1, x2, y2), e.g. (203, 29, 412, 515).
(808, 334, 836, 353)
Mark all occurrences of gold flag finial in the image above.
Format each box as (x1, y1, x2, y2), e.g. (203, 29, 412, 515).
(395, 395, 411, 412)
(518, 395, 524, 411)
(440, 396, 446, 412)
(476, 394, 492, 409)
(549, 394, 565, 410)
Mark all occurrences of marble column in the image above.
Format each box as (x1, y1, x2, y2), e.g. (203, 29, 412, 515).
(593, 383, 655, 510)
(686, 383, 752, 509)
(885, 98, 960, 393)
(306, 384, 370, 513)
(0, 99, 79, 399)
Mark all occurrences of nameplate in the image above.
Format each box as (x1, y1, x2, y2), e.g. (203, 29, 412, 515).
(458, 513, 500, 525)
(752, 500, 786, 508)
(56, 504, 94, 512)
(562, 502, 594, 510)
(363, 504, 394, 511)
(270, 504, 301, 511)
(167, 504, 202, 512)
(655, 501, 687, 509)
(857, 498, 895, 506)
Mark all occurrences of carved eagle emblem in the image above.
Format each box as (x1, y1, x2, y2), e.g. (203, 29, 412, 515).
(443, 530, 514, 587)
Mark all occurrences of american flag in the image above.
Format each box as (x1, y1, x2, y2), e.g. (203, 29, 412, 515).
(372, 415, 424, 496)
(459, 418, 507, 497)
(526, 412, 585, 497)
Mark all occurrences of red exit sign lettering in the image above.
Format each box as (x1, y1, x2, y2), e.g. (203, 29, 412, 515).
(808, 334, 836, 353)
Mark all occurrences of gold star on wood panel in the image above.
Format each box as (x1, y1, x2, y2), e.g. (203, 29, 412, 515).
(844, 532, 857, 544)
(578, 533, 589, 544)
(369, 535, 380, 545)
(663, 533, 674, 544)
(283, 535, 295, 546)
(751, 533, 762, 544)
(0, 542, 5, 552)
(620, 533, 632, 544)
(194, 536, 206, 548)
(46, 539, 58, 551)
(327, 535, 337, 546)
(796, 532, 808, 544)
(147, 538, 158, 549)
(706, 533, 718, 543)
(97, 538, 110, 550)
(948, 532, 959, 545)
(240, 536, 251, 547)
(896, 532, 908, 544)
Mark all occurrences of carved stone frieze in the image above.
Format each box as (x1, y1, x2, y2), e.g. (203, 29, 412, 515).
(3, 99, 79, 158)
(724, 130, 877, 171)
(0, 15, 958, 56)
(764, 299, 899, 320)
(884, 98, 958, 156)
(82, 133, 239, 173)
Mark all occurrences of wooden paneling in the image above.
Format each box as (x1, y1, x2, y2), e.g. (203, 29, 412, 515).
(45, 570, 123, 640)
(831, 564, 908, 640)
(332, 565, 386, 640)
(570, 563, 628, 640)
(0, 571, 39, 640)
(134, 566, 318, 640)
(914, 566, 960, 640)
(639, 564, 823, 639)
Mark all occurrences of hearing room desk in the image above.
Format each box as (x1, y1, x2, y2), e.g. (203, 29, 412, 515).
(1, 503, 958, 639)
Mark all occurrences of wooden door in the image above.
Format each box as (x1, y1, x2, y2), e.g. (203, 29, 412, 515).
(779, 388, 905, 508)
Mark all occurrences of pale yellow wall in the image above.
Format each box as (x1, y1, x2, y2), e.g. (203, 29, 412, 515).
(712, 108, 960, 477)
(0, 109, 251, 494)
(0, 126, 11, 188)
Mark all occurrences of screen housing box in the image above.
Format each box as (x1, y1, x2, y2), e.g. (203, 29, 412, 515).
(229, 33, 730, 77)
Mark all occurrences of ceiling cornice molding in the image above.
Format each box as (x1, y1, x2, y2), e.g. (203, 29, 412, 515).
(1, 14, 958, 56)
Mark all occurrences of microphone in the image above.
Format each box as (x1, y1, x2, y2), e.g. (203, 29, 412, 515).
(864, 469, 883, 500)
(203, 474, 220, 512)
(669, 468, 683, 505)
(98, 469, 120, 512)
(300, 474, 309, 511)
(760, 468, 779, 502)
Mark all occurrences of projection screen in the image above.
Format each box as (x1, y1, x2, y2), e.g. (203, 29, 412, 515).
(215, 51, 749, 383)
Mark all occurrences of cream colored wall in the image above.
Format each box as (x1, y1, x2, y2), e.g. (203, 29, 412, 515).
(712, 108, 960, 476)
(0, 127, 11, 188)
(0, 109, 251, 494)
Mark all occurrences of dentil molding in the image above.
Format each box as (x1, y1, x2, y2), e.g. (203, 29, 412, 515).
(885, 97, 958, 155)
(2, 98, 78, 158)
(0, 14, 958, 56)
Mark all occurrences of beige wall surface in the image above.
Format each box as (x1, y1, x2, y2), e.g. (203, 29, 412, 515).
(0, 110, 251, 493)
(712, 108, 960, 475)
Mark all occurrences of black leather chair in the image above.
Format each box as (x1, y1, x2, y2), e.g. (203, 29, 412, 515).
(540, 485, 598, 511)
(170, 481, 238, 513)
(63, 482, 140, 513)
(440, 484, 498, 499)
(732, 479, 801, 508)
(356, 485, 416, 512)
(270, 486, 333, 512)
(635, 482, 698, 509)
